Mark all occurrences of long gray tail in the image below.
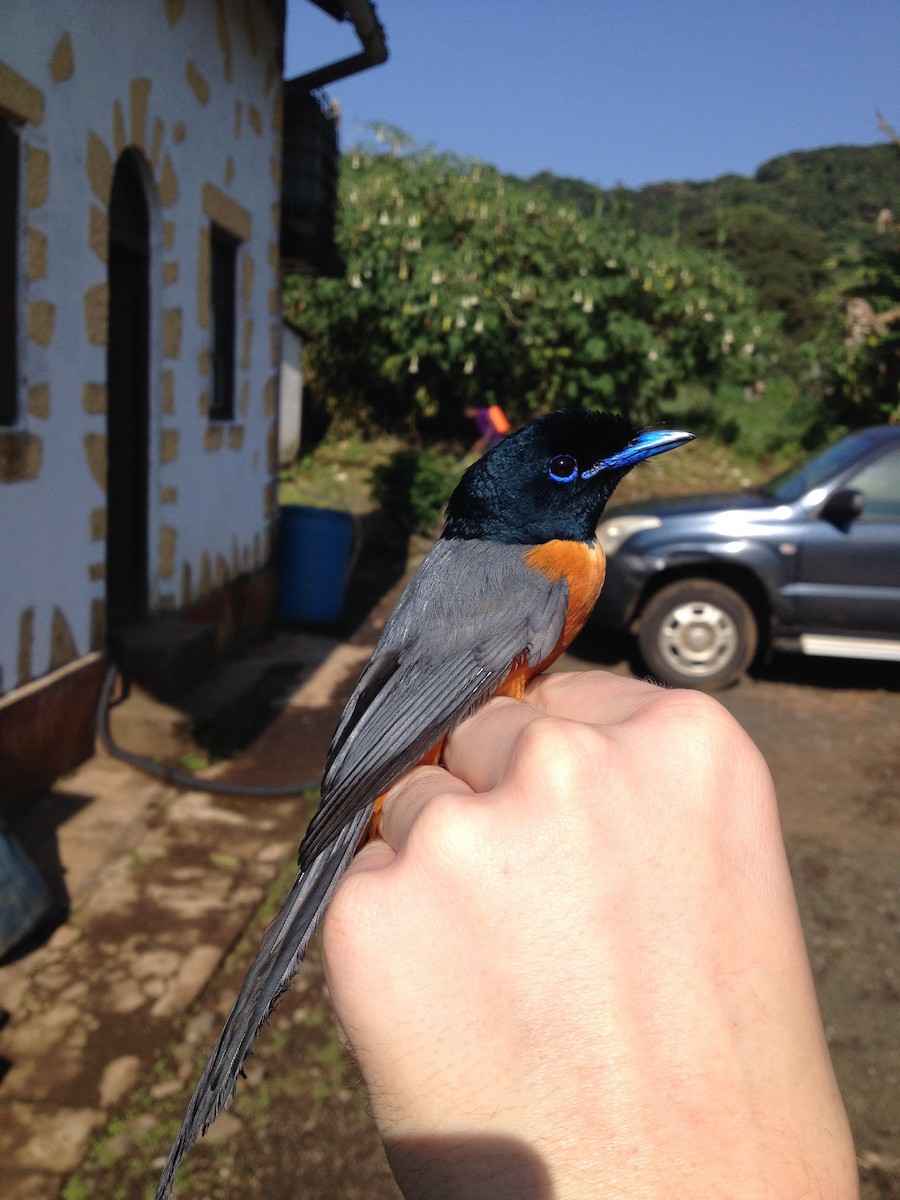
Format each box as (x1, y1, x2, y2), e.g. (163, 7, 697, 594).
(154, 806, 372, 1200)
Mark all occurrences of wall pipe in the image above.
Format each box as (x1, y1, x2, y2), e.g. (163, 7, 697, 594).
(286, 0, 388, 95)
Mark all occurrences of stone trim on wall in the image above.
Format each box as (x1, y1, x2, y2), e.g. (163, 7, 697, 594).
(0, 430, 42, 481)
(0, 60, 45, 125)
(201, 181, 251, 242)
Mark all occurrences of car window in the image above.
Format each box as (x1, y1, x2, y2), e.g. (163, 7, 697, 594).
(763, 434, 875, 503)
(844, 448, 900, 520)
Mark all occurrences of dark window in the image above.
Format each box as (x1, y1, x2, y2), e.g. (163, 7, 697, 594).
(280, 88, 342, 277)
(106, 150, 150, 625)
(0, 117, 20, 426)
(210, 225, 237, 421)
(846, 449, 900, 521)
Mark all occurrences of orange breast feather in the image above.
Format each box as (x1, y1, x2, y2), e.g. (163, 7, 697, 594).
(524, 539, 606, 659)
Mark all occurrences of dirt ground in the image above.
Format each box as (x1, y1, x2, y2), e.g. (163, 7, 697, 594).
(66, 615, 899, 1200)
(730, 662, 900, 1198)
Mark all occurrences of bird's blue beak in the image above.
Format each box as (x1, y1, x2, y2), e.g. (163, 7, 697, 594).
(582, 429, 695, 478)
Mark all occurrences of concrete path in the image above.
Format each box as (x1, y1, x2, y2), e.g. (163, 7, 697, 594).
(0, 576, 405, 1200)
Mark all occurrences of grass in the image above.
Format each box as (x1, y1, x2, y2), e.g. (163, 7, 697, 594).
(660, 381, 837, 472)
(277, 432, 407, 514)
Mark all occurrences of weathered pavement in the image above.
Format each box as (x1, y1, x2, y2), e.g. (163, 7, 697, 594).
(0, 573, 407, 1200)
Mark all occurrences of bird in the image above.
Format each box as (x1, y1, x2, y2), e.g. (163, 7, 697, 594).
(154, 407, 693, 1199)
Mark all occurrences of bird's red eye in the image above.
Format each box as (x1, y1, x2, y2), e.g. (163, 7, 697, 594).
(548, 454, 578, 483)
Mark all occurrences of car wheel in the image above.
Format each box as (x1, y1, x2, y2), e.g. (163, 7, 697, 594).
(637, 579, 758, 689)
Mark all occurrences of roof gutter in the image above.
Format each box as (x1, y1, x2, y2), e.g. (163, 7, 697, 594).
(285, 0, 388, 95)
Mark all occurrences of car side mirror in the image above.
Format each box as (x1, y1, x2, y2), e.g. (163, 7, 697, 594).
(820, 487, 863, 529)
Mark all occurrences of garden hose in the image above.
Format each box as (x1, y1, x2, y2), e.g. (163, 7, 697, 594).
(96, 660, 321, 798)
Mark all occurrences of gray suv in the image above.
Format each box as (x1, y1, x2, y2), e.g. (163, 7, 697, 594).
(592, 425, 900, 688)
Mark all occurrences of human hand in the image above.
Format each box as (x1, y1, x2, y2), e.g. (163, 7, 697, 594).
(323, 672, 857, 1199)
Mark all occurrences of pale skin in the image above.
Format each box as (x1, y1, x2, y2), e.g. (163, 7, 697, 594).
(323, 672, 859, 1200)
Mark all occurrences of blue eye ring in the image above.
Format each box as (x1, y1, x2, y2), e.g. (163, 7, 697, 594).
(548, 454, 579, 483)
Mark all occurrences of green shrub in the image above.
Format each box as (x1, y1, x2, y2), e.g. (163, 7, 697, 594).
(667, 380, 835, 466)
(370, 448, 461, 535)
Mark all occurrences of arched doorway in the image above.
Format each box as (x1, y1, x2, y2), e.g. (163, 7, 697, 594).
(106, 150, 150, 627)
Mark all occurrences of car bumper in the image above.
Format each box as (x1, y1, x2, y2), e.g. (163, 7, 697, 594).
(593, 552, 657, 630)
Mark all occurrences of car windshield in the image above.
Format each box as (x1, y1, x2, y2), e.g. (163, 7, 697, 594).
(760, 434, 873, 503)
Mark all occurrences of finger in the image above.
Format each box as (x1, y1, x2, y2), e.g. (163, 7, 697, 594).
(525, 669, 666, 726)
(345, 836, 396, 877)
(377, 765, 473, 853)
(442, 695, 547, 793)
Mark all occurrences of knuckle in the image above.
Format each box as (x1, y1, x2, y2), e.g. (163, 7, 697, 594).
(644, 687, 774, 810)
(404, 788, 483, 867)
(649, 686, 742, 749)
(512, 714, 610, 794)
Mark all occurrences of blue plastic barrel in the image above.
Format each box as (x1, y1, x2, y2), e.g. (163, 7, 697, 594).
(279, 505, 355, 623)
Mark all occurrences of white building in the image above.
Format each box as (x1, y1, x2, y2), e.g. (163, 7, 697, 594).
(0, 0, 386, 804)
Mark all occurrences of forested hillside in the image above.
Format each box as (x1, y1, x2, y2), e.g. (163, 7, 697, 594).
(524, 143, 900, 255)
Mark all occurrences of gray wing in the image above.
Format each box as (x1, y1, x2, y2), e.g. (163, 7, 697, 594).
(155, 538, 569, 1198)
(298, 538, 568, 865)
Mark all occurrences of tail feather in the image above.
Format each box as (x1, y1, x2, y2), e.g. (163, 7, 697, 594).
(154, 806, 372, 1200)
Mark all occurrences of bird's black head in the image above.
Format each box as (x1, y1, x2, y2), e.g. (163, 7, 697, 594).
(442, 408, 694, 544)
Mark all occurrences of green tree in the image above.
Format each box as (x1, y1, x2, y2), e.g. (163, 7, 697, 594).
(683, 205, 828, 340)
(822, 210, 900, 424)
(285, 135, 780, 436)
(817, 121, 900, 426)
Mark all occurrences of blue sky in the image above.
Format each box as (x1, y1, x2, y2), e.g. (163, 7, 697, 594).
(285, 1, 900, 189)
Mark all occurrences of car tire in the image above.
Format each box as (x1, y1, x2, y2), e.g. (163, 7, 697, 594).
(637, 579, 758, 690)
